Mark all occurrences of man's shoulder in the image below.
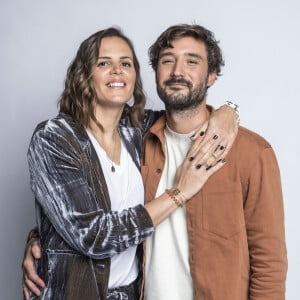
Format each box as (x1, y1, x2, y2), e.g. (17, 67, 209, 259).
(236, 126, 272, 150)
(226, 126, 279, 176)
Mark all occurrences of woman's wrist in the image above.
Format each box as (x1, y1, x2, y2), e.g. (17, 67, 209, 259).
(165, 187, 187, 208)
(223, 100, 240, 124)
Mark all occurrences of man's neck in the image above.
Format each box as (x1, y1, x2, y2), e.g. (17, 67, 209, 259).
(165, 101, 209, 134)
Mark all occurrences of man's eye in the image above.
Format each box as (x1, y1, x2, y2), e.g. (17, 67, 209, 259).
(187, 60, 198, 65)
(161, 59, 174, 64)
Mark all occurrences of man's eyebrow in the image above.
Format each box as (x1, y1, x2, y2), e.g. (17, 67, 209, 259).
(158, 52, 203, 60)
(158, 52, 174, 59)
(185, 53, 203, 60)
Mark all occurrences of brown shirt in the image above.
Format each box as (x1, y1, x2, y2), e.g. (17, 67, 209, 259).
(141, 114, 287, 300)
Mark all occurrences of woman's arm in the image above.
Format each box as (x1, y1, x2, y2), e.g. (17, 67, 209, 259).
(28, 124, 154, 259)
(143, 102, 239, 164)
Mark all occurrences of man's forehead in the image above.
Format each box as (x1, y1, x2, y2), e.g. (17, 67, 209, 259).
(159, 37, 207, 58)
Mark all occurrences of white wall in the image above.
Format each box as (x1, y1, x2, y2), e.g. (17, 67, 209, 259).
(1, 0, 299, 298)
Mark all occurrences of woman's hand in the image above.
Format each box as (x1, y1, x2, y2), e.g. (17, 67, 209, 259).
(189, 104, 239, 167)
(22, 237, 44, 300)
(174, 149, 225, 201)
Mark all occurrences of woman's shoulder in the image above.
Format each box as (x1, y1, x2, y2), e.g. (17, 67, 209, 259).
(31, 112, 87, 148)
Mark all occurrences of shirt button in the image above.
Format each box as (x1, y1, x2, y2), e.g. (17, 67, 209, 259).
(156, 168, 162, 174)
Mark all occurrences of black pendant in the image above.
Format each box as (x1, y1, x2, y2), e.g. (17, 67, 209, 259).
(111, 165, 115, 172)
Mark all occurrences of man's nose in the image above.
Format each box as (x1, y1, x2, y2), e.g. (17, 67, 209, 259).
(170, 61, 185, 77)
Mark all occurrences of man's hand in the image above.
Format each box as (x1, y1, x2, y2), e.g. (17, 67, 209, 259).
(22, 239, 44, 300)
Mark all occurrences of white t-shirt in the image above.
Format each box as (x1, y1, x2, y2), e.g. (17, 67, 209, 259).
(144, 125, 194, 300)
(86, 130, 144, 288)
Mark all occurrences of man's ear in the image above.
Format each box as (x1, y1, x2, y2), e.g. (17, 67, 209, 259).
(207, 71, 217, 88)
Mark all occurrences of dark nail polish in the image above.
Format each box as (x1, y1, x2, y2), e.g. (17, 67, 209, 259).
(213, 135, 218, 140)
(196, 164, 202, 169)
(189, 156, 194, 161)
(219, 145, 224, 150)
(200, 131, 205, 136)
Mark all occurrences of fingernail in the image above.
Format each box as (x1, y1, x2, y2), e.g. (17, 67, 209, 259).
(219, 145, 225, 150)
(213, 134, 218, 140)
(200, 131, 205, 136)
(196, 164, 202, 169)
(189, 156, 194, 161)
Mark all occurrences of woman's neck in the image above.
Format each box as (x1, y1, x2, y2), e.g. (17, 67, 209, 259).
(87, 104, 124, 165)
(90, 103, 124, 136)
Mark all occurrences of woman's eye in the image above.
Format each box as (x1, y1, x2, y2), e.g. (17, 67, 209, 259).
(122, 62, 132, 67)
(97, 61, 109, 67)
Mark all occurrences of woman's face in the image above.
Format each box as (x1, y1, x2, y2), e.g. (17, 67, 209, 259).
(92, 36, 136, 107)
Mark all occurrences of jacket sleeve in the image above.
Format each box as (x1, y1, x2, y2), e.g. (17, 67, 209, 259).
(28, 123, 154, 259)
(245, 147, 287, 299)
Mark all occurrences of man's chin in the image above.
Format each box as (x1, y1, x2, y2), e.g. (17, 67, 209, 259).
(165, 90, 188, 99)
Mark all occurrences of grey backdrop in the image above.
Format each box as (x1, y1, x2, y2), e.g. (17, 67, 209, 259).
(1, 0, 299, 299)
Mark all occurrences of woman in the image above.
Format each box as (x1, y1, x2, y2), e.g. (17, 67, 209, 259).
(23, 27, 238, 300)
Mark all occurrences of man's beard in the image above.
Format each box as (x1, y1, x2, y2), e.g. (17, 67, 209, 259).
(157, 77, 208, 111)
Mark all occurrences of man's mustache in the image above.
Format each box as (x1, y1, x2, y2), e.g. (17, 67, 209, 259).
(164, 78, 192, 88)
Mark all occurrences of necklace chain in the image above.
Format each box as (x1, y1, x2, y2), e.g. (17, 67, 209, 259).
(110, 129, 118, 172)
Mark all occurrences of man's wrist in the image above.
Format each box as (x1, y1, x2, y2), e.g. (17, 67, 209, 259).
(26, 227, 40, 243)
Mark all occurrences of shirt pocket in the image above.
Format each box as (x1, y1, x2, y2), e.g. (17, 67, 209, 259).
(202, 183, 245, 239)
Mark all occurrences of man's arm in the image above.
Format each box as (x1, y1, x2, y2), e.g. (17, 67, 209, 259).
(22, 229, 44, 299)
(245, 147, 287, 299)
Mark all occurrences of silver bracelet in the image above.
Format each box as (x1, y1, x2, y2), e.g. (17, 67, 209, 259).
(224, 100, 240, 124)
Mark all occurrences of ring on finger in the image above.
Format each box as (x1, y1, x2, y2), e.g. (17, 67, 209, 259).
(212, 153, 218, 159)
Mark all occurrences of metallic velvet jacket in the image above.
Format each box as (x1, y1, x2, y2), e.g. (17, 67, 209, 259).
(27, 109, 162, 300)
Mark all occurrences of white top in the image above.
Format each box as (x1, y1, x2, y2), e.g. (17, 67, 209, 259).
(86, 129, 144, 288)
(144, 125, 194, 300)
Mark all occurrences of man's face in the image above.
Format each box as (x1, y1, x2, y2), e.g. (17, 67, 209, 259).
(156, 36, 216, 111)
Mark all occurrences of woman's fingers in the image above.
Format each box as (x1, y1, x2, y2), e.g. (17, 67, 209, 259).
(187, 132, 220, 164)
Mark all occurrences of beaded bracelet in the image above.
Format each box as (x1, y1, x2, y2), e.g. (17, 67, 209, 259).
(166, 188, 184, 208)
